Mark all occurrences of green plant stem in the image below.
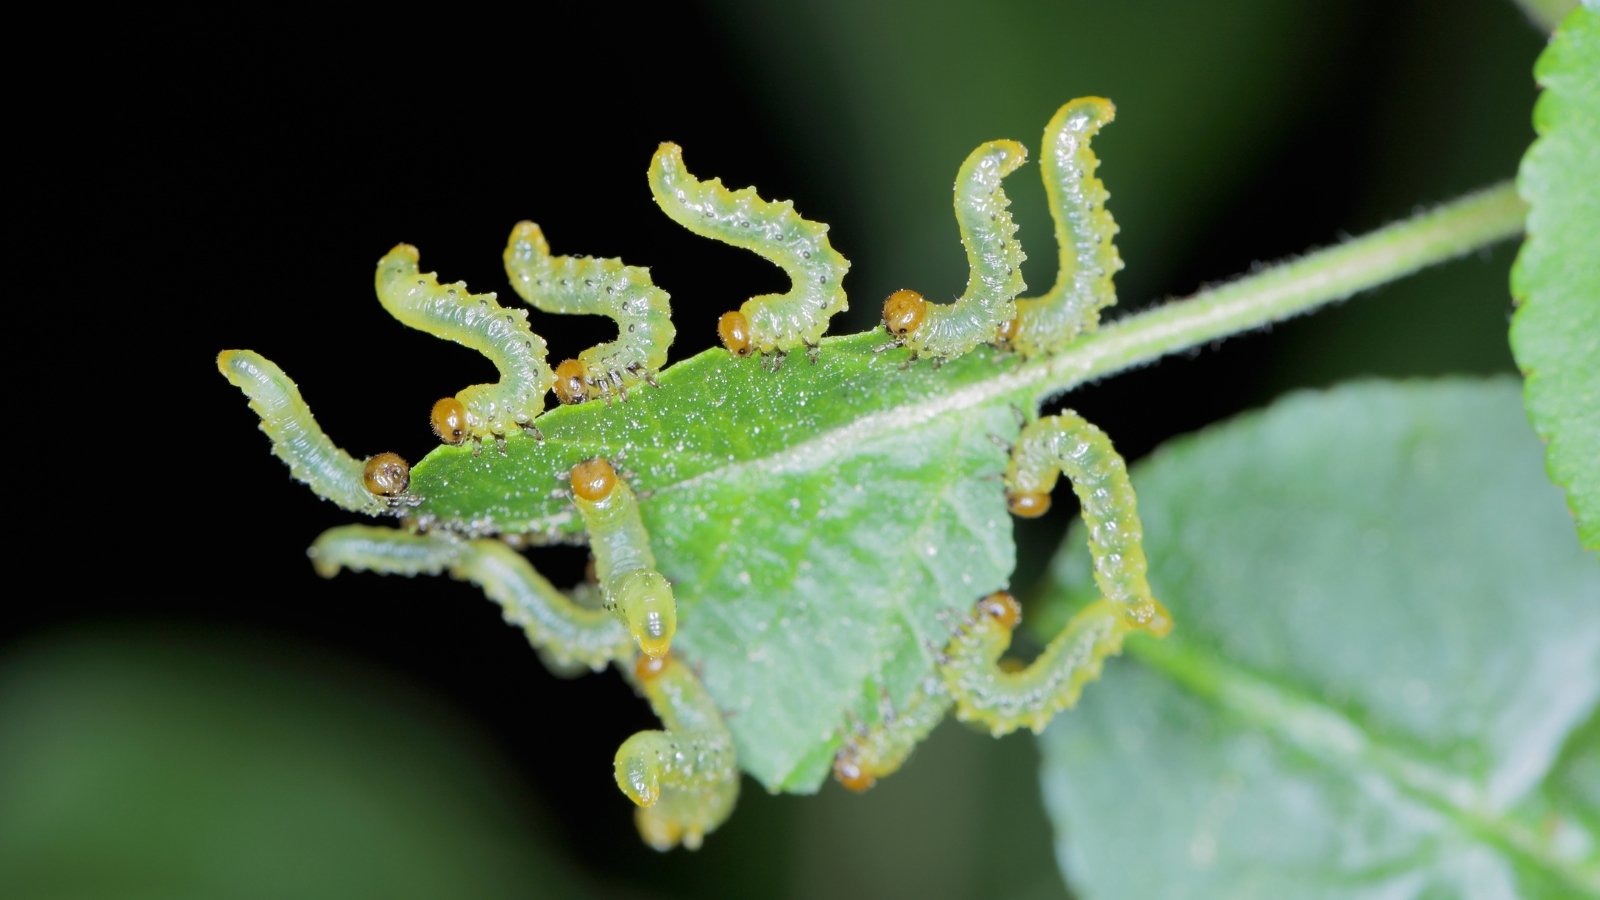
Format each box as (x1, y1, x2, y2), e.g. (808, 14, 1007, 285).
(1024, 181, 1526, 402)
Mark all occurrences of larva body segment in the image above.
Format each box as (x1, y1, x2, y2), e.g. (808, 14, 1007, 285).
(882, 140, 1029, 359)
(941, 594, 1130, 736)
(831, 679, 952, 792)
(503, 221, 675, 403)
(938, 413, 1172, 737)
(1006, 97, 1122, 356)
(1005, 413, 1170, 632)
(570, 458, 678, 658)
(217, 349, 392, 515)
(373, 244, 554, 441)
(648, 143, 851, 356)
(616, 654, 739, 852)
(310, 525, 632, 672)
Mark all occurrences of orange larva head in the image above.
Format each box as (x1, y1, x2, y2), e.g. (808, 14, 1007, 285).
(975, 591, 1023, 631)
(570, 457, 618, 502)
(882, 289, 927, 337)
(995, 315, 1020, 346)
(430, 397, 469, 445)
(832, 754, 876, 793)
(1006, 490, 1051, 519)
(553, 358, 589, 405)
(361, 452, 411, 497)
(634, 652, 669, 683)
(718, 310, 752, 357)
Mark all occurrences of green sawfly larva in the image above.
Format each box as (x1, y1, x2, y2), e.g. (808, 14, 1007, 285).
(374, 243, 554, 444)
(570, 457, 678, 659)
(880, 139, 1028, 359)
(616, 653, 739, 851)
(217, 349, 404, 515)
(1002, 97, 1122, 357)
(310, 525, 633, 672)
(648, 142, 851, 358)
(503, 221, 675, 404)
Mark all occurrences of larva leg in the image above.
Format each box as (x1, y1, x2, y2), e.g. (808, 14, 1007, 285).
(310, 525, 632, 672)
(880, 140, 1028, 359)
(615, 653, 739, 851)
(1001, 98, 1122, 357)
(831, 677, 952, 792)
(648, 143, 851, 357)
(217, 350, 408, 516)
(503, 222, 675, 404)
(373, 244, 554, 445)
(941, 413, 1172, 736)
(569, 458, 677, 658)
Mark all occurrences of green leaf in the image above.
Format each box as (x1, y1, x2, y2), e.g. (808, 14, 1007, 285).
(413, 333, 1034, 791)
(1036, 379, 1600, 898)
(0, 628, 588, 900)
(1511, 6, 1600, 552)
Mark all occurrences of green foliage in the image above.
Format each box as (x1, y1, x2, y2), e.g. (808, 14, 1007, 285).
(1512, 6, 1600, 551)
(1038, 379, 1600, 898)
(412, 333, 1031, 790)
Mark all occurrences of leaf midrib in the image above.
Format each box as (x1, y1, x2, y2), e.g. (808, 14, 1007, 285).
(1128, 633, 1600, 895)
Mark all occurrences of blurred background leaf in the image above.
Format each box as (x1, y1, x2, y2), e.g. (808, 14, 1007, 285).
(1037, 379, 1600, 898)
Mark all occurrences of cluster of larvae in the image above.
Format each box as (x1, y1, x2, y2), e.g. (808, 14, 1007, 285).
(219, 97, 1170, 849)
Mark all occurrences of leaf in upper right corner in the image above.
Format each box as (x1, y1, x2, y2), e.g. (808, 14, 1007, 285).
(1511, 6, 1600, 552)
(1036, 379, 1600, 899)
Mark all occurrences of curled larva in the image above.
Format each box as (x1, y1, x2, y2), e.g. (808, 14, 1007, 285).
(217, 349, 392, 515)
(373, 244, 554, 443)
(1002, 97, 1122, 356)
(881, 140, 1028, 359)
(310, 525, 632, 672)
(941, 592, 1133, 736)
(648, 142, 850, 357)
(832, 679, 951, 793)
(1004, 412, 1170, 632)
(570, 458, 677, 658)
(616, 653, 739, 851)
(503, 221, 675, 403)
(939, 412, 1172, 737)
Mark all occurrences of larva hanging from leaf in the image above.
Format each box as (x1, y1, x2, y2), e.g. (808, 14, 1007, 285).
(217, 349, 408, 515)
(616, 653, 740, 852)
(880, 140, 1028, 359)
(999, 97, 1122, 356)
(940, 592, 1134, 736)
(648, 142, 850, 359)
(503, 221, 675, 404)
(940, 413, 1171, 736)
(373, 244, 555, 444)
(831, 678, 952, 793)
(310, 525, 633, 672)
(570, 458, 677, 658)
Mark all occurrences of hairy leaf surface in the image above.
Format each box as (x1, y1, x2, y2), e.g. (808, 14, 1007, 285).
(412, 334, 1036, 790)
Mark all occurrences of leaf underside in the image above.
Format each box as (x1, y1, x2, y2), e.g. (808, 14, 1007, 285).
(1037, 379, 1600, 898)
(1511, 6, 1600, 552)
(410, 333, 1036, 791)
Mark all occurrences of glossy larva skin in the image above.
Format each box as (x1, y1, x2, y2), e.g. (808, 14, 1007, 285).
(219, 98, 1167, 849)
(1008, 97, 1122, 357)
(569, 458, 678, 659)
(890, 140, 1029, 359)
(374, 244, 554, 441)
(503, 221, 676, 402)
(649, 142, 851, 355)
